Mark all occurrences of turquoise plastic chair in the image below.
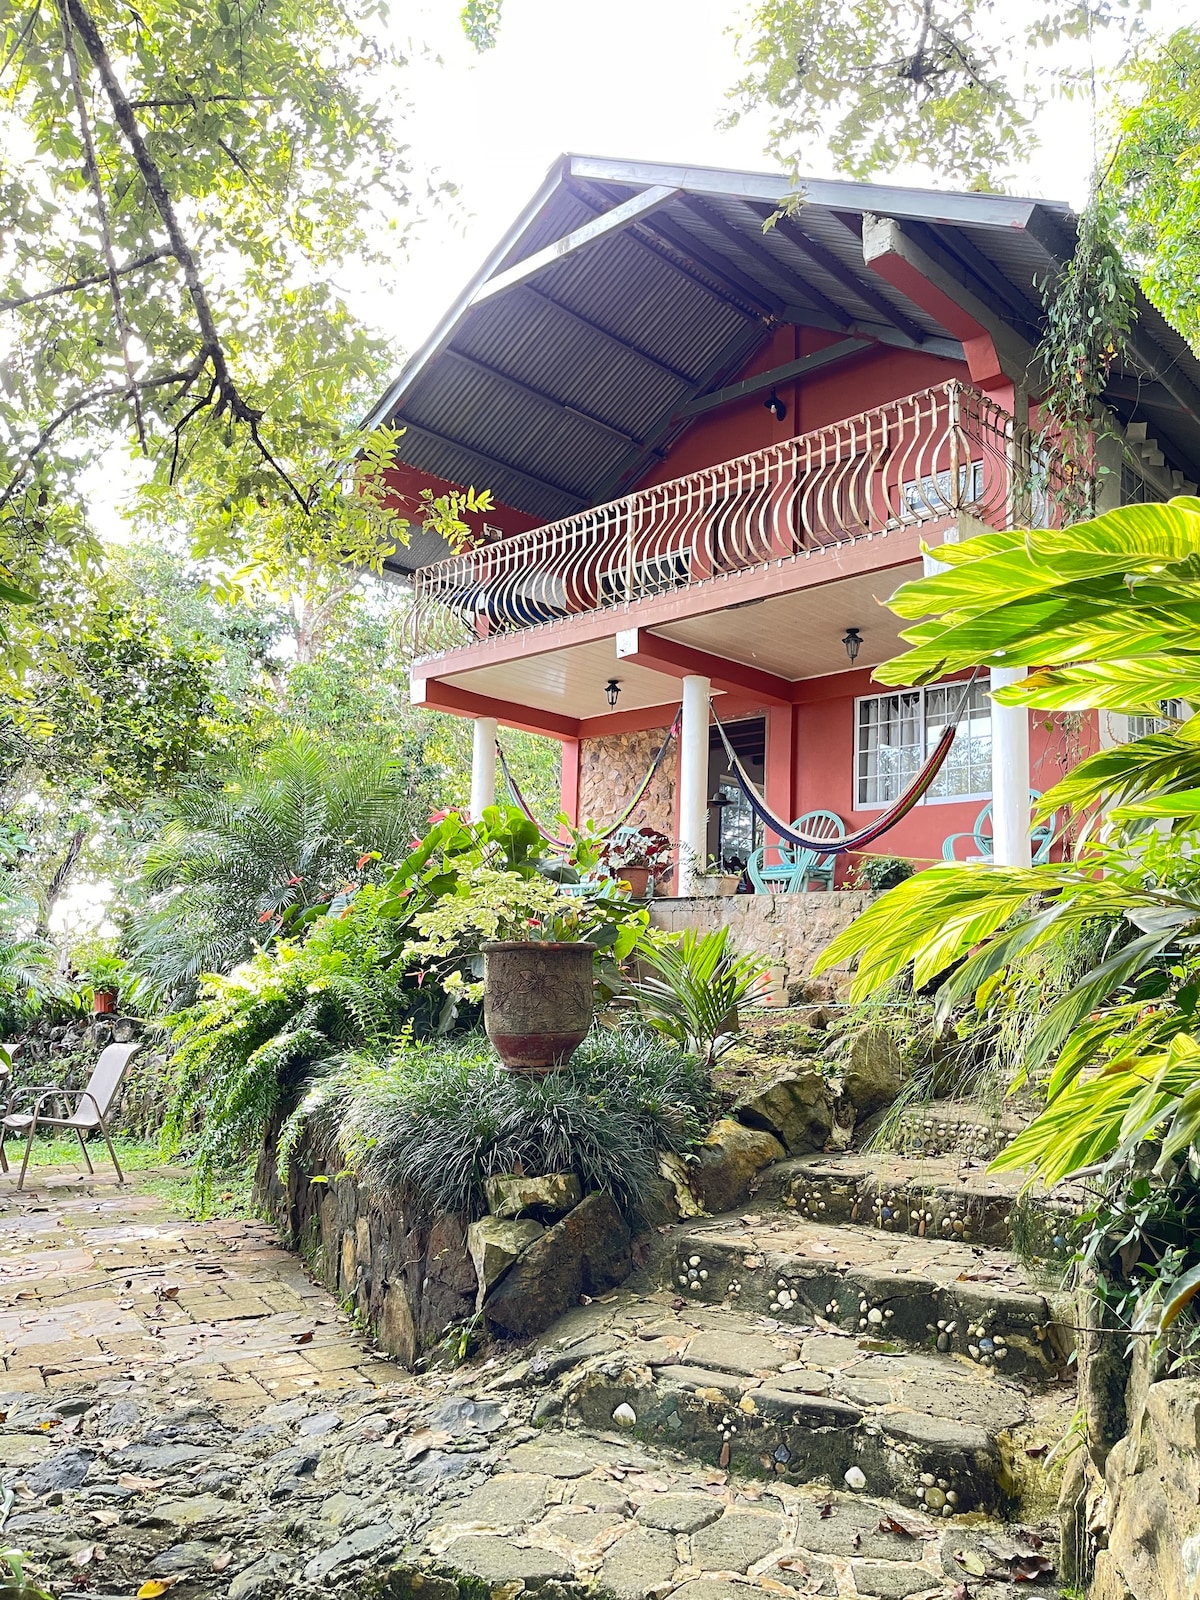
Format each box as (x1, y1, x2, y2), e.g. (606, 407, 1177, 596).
(747, 810, 845, 893)
(942, 792, 1056, 864)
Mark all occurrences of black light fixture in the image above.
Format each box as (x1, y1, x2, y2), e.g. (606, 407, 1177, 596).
(605, 677, 621, 709)
(842, 627, 863, 664)
(764, 388, 787, 422)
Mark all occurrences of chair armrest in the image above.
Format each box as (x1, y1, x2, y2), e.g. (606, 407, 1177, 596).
(4, 1083, 63, 1118)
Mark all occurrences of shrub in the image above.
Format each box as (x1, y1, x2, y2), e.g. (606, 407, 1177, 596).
(628, 926, 768, 1067)
(162, 885, 417, 1200)
(288, 1027, 713, 1219)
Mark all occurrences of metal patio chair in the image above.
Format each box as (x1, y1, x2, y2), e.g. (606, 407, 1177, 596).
(747, 810, 846, 893)
(0, 1041, 140, 1190)
(941, 793, 1057, 864)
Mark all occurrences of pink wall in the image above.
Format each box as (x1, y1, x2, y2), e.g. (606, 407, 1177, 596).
(786, 671, 1098, 880)
(634, 329, 968, 492)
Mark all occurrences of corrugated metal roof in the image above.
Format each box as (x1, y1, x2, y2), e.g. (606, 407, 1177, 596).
(368, 153, 1200, 534)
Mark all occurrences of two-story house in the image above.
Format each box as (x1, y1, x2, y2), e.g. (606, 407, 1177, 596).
(367, 155, 1200, 892)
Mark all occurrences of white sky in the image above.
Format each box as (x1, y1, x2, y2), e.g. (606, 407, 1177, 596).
(345, 0, 1114, 361)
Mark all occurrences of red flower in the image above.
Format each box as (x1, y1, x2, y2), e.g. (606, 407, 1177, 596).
(428, 809, 452, 824)
(257, 910, 275, 924)
(356, 853, 372, 870)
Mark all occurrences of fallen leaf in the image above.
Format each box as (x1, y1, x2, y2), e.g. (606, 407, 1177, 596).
(878, 1510, 936, 1539)
(137, 1581, 178, 1598)
(403, 1428, 453, 1462)
(157, 1286, 181, 1301)
(951, 1585, 970, 1600)
(1008, 1554, 1054, 1582)
(954, 1551, 986, 1577)
(292, 1330, 314, 1344)
(212, 1551, 233, 1573)
(90, 1510, 121, 1529)
(818, 1499, 834, 1520)
(118, 1472, 166, 1492)
(72, 1544, 100, 1566)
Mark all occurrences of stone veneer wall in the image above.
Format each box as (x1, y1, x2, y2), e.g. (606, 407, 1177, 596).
(255, 1118, 477, 1369)
(649, 890, 873, 994)
(578, 725, 675, 835)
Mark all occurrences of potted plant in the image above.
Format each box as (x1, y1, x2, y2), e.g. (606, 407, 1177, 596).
(403, 840, 645, 1076)
(75, 946, 126, 1016)
(597, 827, 673, 899)
(708, 856, 742, 896)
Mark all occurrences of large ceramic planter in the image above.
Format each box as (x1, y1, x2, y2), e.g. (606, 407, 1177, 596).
(482, 941, 595, 1075)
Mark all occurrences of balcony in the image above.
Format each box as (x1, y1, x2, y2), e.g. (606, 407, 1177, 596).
(405, 382, 1064, 663)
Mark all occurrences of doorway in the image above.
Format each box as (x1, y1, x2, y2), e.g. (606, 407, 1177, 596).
(707, 717, 765, 873)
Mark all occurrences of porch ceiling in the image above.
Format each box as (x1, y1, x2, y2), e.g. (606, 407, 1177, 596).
(437, 562, 923, 720)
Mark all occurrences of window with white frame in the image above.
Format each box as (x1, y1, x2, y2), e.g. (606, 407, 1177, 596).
(855, 681, 992, 808)
(1127, 699, 1185, 740)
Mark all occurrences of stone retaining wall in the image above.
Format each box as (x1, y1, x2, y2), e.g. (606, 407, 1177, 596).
(649, 890, 872, 995)
(256, 1121, 634, 1369)
(255, 1119, 476, 1368)
(1090, 1351, 1200, 1600)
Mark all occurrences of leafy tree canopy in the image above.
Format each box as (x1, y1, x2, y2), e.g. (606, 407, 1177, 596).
(1109, 26, 1200, 346)
(0, 0, 423, 679)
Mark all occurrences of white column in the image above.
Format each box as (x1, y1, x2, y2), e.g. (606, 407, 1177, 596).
(990, 667, 1031, 867)
(678, 674, 710, 895)
(470, 716, 498, 819)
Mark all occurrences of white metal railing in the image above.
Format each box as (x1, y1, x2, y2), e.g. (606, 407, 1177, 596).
(405, 381, 1064, 659)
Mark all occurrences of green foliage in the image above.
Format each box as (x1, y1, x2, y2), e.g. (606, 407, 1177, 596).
(1110, 28, 1200, 346)
(0, 873, 60, 1036)
(292, 1027, 713, 1219)
(0, 0, 417, 681)
(723, 0, 1149, 189)
(813, 498, 1200, 1348)
(629, 926, 768, 1068)
(847, 855, 915, 893)
(1035, 190, 1136, 519)
(162, 884, 414, 1200)
(127, 733, 434, 1005)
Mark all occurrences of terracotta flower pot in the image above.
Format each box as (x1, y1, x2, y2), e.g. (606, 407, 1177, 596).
(482, 941, 595, 1075)
(92, 989, 117, 1016)
(617, 866, 652, 898)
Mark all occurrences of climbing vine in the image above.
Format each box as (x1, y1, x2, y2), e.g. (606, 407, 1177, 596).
(1035, 185, 1137, 522)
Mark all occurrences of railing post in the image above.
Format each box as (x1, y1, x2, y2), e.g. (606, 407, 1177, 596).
(677, 676, 710, 895)
(948, 384, 961, 511)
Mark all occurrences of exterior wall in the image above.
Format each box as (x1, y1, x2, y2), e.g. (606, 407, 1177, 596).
(635, 328, 969, 493)
(575, 679, 1101, 886)
(787, 670, 1100, 881)
(578, 724, 676, 836)
(649, 890, 872, 993)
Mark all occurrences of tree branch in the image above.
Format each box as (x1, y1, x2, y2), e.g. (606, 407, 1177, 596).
(0, 247, 175, 312)
(0, 0, 42, 83)
(63, 0, 309, 511)
(56, 0, 146, 450)
(0, 358, 206, 514)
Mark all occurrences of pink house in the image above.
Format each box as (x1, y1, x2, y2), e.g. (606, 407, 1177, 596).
(368, 156, 1200, 893)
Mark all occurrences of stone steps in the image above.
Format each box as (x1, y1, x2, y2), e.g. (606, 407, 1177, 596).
(757, 1152, 1080, 1258)
(401, 1423, 1060, 1600)
(668, 1208, 1072, 1385)
(560, 1300, 1071, 1519)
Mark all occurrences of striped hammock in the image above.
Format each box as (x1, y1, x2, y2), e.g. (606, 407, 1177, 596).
(496, 711, 681, 850)
(710, 670, 981, 855)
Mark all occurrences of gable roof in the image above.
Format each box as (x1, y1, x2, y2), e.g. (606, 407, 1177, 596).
(369, 153, 1200, 544)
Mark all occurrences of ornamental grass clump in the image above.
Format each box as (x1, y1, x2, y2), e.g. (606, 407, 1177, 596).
(289, 1027, 713, 1219)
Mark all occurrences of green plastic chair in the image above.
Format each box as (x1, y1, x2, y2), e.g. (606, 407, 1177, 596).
(941, 793, 1056, 863)
(747, 810, 845, 893)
